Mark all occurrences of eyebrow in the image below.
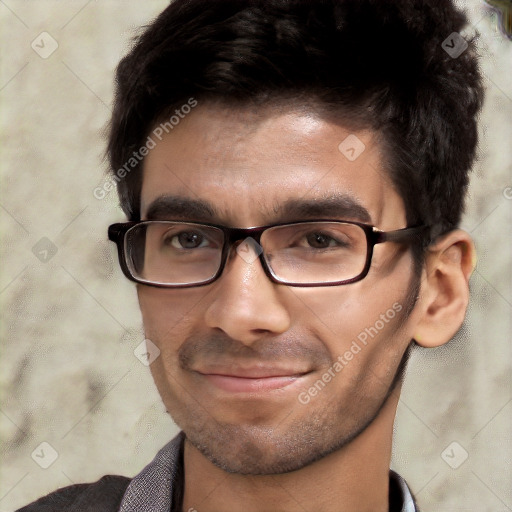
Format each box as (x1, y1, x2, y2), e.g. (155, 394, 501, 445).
(277, 196, 372, 224)
(145, 195, 217, 221)
(143, 194, 372, 224)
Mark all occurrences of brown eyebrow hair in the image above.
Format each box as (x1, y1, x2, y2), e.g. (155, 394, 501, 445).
(143, 193, 372, 225)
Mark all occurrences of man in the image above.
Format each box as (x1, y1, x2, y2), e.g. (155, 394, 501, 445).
(19, 0, 483, 510)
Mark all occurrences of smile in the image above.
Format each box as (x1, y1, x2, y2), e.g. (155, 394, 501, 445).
(196, 370, 310, 393)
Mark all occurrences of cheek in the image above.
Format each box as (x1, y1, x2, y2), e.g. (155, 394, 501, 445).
(290, 284, 407, 347)
(292, 288, 410, 407)
(137, 286, 207, 344)
(287, 254, 415, 378)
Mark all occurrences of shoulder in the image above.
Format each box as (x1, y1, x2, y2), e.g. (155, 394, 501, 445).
(16, 475, 131, 512)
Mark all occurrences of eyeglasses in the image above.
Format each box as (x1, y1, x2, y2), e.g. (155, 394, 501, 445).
(108, 220, 429, 288)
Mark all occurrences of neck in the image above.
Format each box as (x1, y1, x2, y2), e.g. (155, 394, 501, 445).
(182, 389, 400, 512)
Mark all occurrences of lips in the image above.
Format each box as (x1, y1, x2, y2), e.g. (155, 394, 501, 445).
(194, 364, 310, 393)
(200, 373, 306, 393)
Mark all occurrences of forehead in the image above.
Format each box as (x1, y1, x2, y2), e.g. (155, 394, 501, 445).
(141, 104, 406, 229)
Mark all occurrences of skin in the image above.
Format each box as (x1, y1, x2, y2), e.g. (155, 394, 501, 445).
(137, 104, 475, 512)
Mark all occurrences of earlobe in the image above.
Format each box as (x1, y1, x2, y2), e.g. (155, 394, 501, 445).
(413, 229, 476, 348)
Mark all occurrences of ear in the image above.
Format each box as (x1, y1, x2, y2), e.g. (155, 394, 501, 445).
(413, 229, 476, 348)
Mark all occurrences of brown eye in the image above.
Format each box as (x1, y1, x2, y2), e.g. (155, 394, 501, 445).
(305, 232, 349, 249)
(306, 233, 334, 249)
(169, 231, 207, 249)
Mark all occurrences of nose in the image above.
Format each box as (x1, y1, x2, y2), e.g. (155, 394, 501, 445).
(204, 240, 291, 344)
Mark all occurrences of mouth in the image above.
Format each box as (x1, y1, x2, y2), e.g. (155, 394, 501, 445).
(194, 365, 311, 393)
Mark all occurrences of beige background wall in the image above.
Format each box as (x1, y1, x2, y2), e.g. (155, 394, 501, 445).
(0, 1, 510, 511)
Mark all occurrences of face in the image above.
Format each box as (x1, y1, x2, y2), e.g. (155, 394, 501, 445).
(138, 104, 420, 475)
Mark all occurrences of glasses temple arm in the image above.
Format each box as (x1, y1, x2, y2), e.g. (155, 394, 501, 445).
(375, 225, 432, 245)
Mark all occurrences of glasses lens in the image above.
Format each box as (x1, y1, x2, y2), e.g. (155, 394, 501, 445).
(262, 222, 368, 284)
(124, 222, 224, 285)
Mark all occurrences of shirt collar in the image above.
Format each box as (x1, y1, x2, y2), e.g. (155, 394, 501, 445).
(119, 432, 184, 512)
(390, 470, 418, 512)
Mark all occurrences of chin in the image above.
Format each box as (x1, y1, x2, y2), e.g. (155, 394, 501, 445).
(180, 414, 367, 475)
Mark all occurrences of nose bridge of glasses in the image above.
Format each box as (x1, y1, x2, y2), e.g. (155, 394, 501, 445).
(222, 227, 269, 274)
(225, 226, 265, 249)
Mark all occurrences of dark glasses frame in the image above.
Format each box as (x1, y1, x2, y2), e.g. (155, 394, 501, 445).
(108, 220, 430, 288)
